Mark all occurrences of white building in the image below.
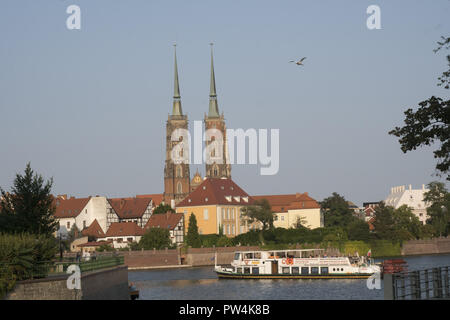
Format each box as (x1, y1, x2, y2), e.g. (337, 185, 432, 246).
(384, 185, 430, 224)
(55, 195, 108, 236)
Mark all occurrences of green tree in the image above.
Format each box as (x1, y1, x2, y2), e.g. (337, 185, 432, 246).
(139, 228, 171, 250)
(423, 181, 450, 236)
(372, 203, 423, 241)
(153, 203, 175, 215)
(372, 203, 397, 241)
(347, 219, 371, 241)
(216, 236, 233, 247)
(389, 36, 450, 180)
(241, 198, 274, 231)
(186, 213, 201, 248)
(321, 193, 355, 227)
(0, 163, 58, 235)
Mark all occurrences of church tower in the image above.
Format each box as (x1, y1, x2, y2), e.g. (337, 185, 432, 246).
(164, 45, 191, 205)
(204, 44, 231, 179)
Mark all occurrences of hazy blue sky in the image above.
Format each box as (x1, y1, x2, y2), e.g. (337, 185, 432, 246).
(1, 0, 449, 206)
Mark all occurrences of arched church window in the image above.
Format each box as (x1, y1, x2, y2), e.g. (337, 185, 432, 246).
(176, 165, 182, 178)
(177, 182, 183, 193)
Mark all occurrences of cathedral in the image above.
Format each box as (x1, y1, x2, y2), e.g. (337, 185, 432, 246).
(163, 45, 231, 205)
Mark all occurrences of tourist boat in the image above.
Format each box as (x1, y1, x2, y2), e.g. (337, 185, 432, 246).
(214, 249, 380, 279)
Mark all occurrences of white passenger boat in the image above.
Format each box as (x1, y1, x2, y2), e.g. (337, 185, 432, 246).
(214, 249, 380, 279)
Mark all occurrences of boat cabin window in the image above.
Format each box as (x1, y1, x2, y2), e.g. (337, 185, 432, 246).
(278, 252, 287, 258)
(321, 267, 329, 274)
(287, 251, 297, 258)
(244, 253, 254, 259)
(234, 253, 241, 261)
(244, 267, 251, 274)
(254, 252, 261, 259)
(252, 267, 259, 275)
(311, 267, 319, 275)
(236, 268, 242, 274)
(301, 267, 309, 275)
(282, 267, 290, 274)
(292, 267, 299, 274)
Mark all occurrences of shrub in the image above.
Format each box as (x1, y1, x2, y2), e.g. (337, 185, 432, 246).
(0, 233, 58, 299)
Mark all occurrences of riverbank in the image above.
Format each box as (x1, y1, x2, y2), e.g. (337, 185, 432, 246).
(120, 237, 450, 270)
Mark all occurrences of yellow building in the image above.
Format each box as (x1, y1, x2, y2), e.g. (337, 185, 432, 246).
(252, 193, 323, 229)
(176, 178, 259, 237)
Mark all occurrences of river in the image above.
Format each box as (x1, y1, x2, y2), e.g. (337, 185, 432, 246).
(128, 253, 450, 300)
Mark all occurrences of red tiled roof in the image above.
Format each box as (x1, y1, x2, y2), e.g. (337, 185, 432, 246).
(54, 196, 91, 218)
(108, 198, 152, 219)
(177, 178, 255, 207)
(144, 212, 183, 231)
(136, 193, 164, 207)
(82, 219, 105, 238)
(105, 222, 145, 237)
(252, 193, 320, 212)
(77, 240, 112, 247)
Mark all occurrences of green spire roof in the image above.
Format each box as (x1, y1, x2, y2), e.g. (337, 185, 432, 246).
(172, 44, 183, 116)
(208, 43, 220, 118)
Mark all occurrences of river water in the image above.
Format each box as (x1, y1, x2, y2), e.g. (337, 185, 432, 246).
(128, 253, 450, 300)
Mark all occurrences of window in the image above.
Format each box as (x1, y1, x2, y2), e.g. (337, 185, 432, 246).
(292, 267, 299, 274)
(176, 166, 182, 178)
(282, 267, 290, 274)
(252, 267, 259, 275)
(244, 267, 251, 274)
(234, 253, 241, 260)
(232, 225, 235, 235)
(281, 216, 284, 221)
(227, 208, 230, 219)
(177, 182, 182, 193)
(321, 267, 329, 274)
(127, 237, 133, 242)
(67, 222, 70, 229)
(236, 268, 242, 274)
(203, 209, 209, 220)
(117, 238, 123, 243)
(231, 209, 235, 219)
(311, 267, 319, 274)
(83, 221, 86, 228)
(227, 225, 230, 235)
(222, 208, 225, 219)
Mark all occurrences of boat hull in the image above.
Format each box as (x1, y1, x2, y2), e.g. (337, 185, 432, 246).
(215, 271, 373, 279)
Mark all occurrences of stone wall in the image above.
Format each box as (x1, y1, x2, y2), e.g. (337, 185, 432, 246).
(6, 265, 128, 300)
(120, 249, 179, 268)
(401, 237, 450, 256)
(185, 246, 260, 266)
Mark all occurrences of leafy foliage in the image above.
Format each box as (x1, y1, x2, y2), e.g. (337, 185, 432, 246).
(0, 233, 58, 299)
(0, 163, 58, 235)
(424, 181, 450, 236)
(153, 203, 175, 215)
(139, 228, 171, 250)
(389, 36, 450, 180)
(186, 213, 201, 248)
(320, 193, 355, 227)
(240, 198, 274, 231)
(372, 203, 424, 241)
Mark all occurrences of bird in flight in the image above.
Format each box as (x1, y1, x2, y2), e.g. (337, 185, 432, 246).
(289, 57, 307, 66)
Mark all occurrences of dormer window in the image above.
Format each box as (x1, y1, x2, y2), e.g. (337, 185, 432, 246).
(225, 196, 232, 202)
(205, 198, 208, 202)
(188, 199, 192, 203)
(242, 197, 248, 203)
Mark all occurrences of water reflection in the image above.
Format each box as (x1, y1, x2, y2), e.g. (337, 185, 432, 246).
(129, 254, 450, 300)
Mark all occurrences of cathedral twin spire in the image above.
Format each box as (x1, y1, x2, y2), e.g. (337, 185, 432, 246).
(171, 43, 220, 118)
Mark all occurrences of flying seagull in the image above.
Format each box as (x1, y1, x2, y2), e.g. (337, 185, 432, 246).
(289, 57, 307, 66)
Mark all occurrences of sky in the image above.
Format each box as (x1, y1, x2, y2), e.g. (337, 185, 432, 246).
(0, 0, 449, 206)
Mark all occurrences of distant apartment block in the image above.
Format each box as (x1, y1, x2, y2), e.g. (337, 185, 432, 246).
(384, 184, 430, 224)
